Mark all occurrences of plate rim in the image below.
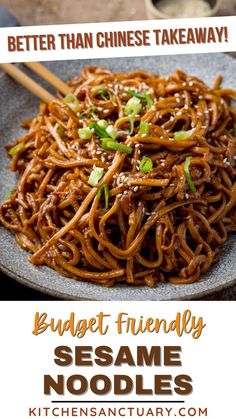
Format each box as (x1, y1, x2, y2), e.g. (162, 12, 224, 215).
(1, 260, 236, 301)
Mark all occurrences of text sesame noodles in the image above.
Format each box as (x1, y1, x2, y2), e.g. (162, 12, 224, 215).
(0, 66, 236, 287)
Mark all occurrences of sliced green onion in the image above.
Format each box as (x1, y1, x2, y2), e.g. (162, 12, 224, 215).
(63, 94, 80, 112)
(97, 184, 109, 210)
(88, 167, 104, 187)
(93, 86, 114, 102)
(143, 92, 154, 108)
(97, 119, 108, 129)
(106, 125, 118, 140)
(56, 124, 66, 138)
(78, 127, 92, 140)
(128, 89, 154, 108)
(90, 122, 118, 140)
(9, 142, 24, 157)
(93, 85, 106, 101)
(101, 138, 132, 154)
(174, 129, 195, 141)
(108, 91, 115, 103)
(80, 106, 98, 120)
(124, 96, 142, 117)
(139, 121, 149, 136)
(184, 157, 196, 193)
(233, 123, 236, 136)
(128, 116, 135, 135)
(139, 156, 153, 173)
(90, 122, 108, 138)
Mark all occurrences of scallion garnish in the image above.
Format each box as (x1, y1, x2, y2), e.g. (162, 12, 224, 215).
(128, 89, 154, 108)
(78, 127, 92, 140)
(139, 156, 153, 173)
(97, 184, 109, 210)
(97, 119, 108, 130)
(139, 121, 149, 136)
(106, 125, 118, 140)
(93, 86, 114, 102)
(124, 96, 142, 117)
(80, 106, 98, 120)
(128, 117, 135, 135)
(9, 142, 24, 157)
(184, 156, 196, 193)
(63, 94, 80, 112)
(101, 138, 132, 154)
(90, 122, 108, 138)
(88, 167, 104, 187)
(174, 129, 194, 141)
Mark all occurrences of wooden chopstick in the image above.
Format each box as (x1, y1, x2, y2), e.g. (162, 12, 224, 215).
(0, 63, 55, 103)
(24, 62, 71, 96)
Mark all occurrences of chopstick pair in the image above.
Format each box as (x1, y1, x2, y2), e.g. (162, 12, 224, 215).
(0, 61, 71, 103)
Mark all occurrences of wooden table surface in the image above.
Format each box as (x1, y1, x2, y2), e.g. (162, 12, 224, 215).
(0, 0, 236, 300)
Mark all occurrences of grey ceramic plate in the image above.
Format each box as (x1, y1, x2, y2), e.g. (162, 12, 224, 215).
(0, 53, 236, 300)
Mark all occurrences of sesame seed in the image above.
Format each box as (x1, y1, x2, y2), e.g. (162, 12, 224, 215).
(134, 186, 139, 192)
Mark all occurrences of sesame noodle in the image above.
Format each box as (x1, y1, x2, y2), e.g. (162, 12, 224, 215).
(1, 66, 236, 287)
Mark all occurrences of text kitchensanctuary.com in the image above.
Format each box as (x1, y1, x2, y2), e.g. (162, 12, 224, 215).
(28, 405, 208, 418)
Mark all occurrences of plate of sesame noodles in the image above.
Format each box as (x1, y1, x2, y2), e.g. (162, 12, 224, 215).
(0, 53, 236, 300)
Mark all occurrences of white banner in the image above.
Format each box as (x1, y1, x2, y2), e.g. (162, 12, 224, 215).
(0, 16, 235, 63)
(0, 301, 235, 419)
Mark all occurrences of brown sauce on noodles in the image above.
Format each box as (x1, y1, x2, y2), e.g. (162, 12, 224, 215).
(1, 66, 236, 287)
